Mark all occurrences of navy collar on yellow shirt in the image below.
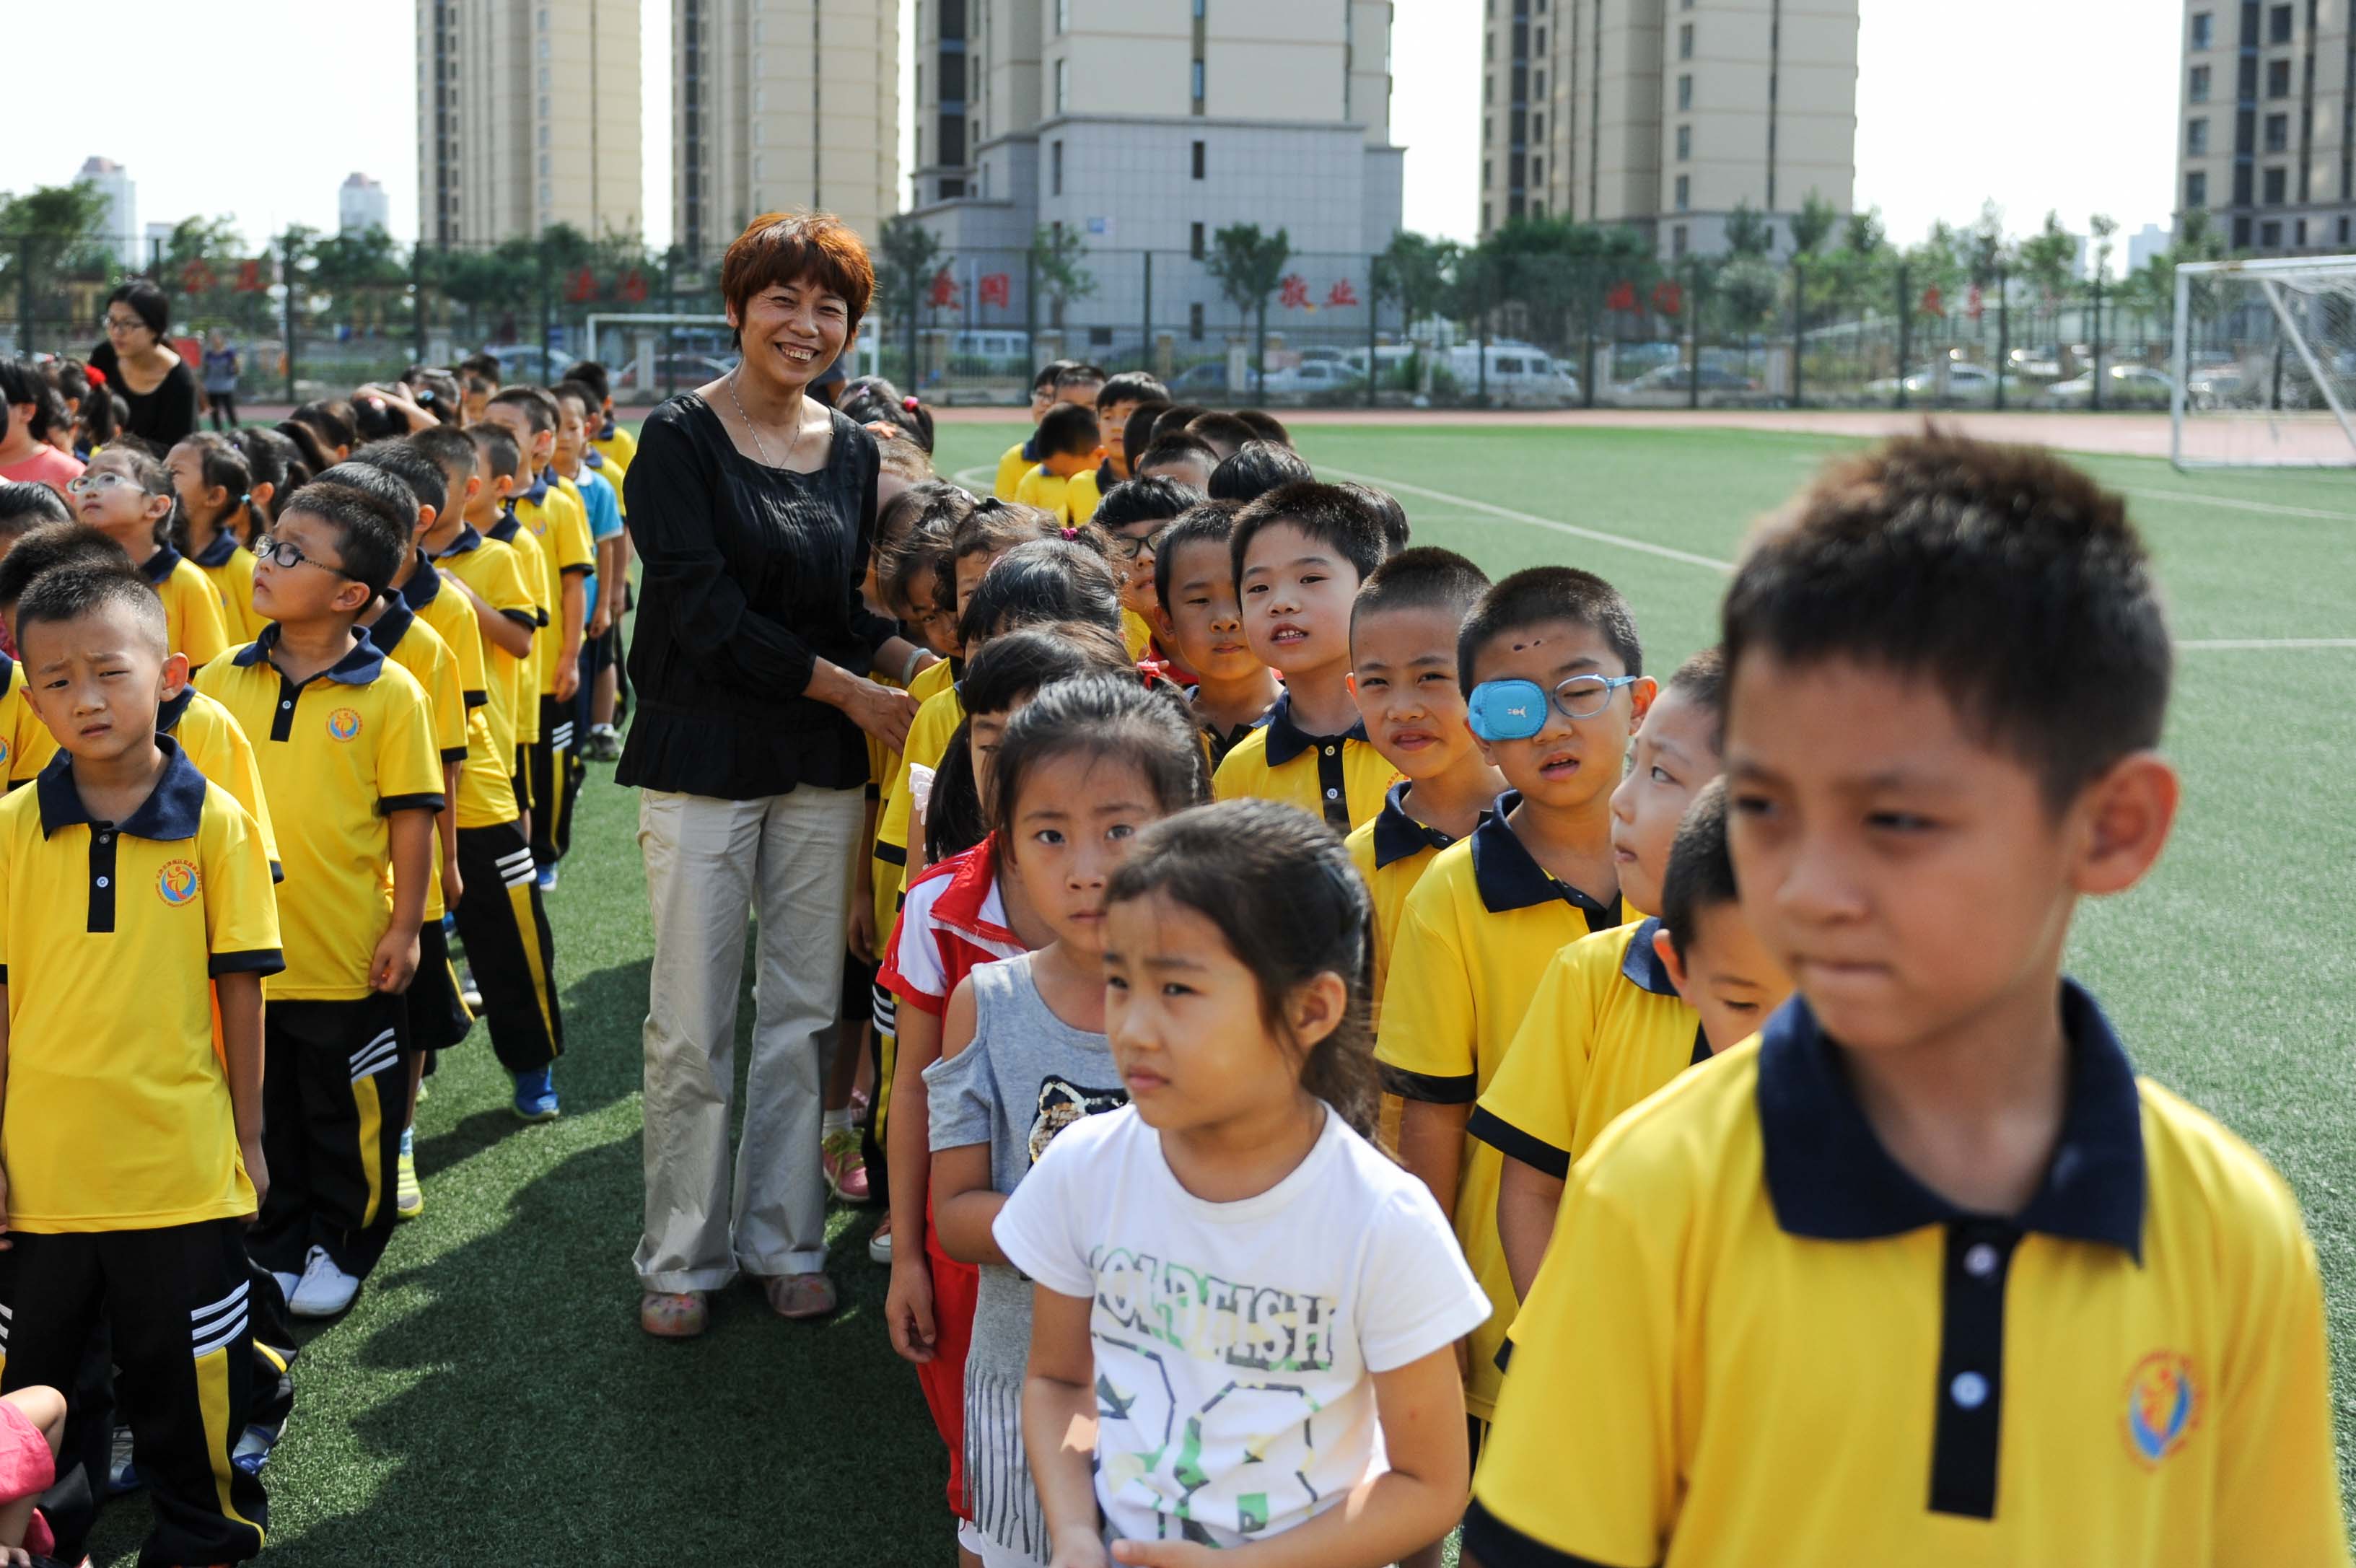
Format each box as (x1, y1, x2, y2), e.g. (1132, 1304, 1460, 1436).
(488, 507, 520, 544)
(1259, 691, 1368, 768)
(597, 415, 617, 441)
(36, 733, 204, 842)
(1618, 916, 1681, 997)
(189, 530, 240, 569)
(232, 622, 387, 686)
(1020, 432, 1041, 463)
(1371, 780, 1475, 870)
(431, 525, 483, 559)
(398, 551, 444, 611)
(1756, 978, 2145, 1260)
(525, 472, 551, 507)
(157, 687, 193, 733)
(582, 447, 606, 470)
(1468, 790, 1621, 929)
(365, 600, 417, 657)
(136, 544, 185, 586)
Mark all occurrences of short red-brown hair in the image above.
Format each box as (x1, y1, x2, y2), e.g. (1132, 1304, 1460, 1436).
(720, 211, 875, 335)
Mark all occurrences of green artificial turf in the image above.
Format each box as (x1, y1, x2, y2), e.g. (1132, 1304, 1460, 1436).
(89, 419, 2354, 1562)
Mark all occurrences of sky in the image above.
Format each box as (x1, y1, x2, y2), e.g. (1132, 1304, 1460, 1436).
(6, 1, 2178, 257)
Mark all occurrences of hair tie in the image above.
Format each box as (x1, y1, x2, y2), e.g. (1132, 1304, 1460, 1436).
(902, 395, 919, 411)
(84, 366, 106, 387)
(237, 491, 251, 507)
(1059, 526, 1078, 540)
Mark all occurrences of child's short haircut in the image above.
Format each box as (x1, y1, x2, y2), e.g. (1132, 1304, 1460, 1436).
(350, 439, 447, 519)
(0, 481, 73, 541)
(488, 385, 558, 435)
(17, 565, 167, 657)
(1092, 475, 1203, 535)
(289, 399, 358, 455)
(1233, 408, 1291, 447)
(1096, 371, 1168, 411)
(458, 351, 504, 383)
(1151, 404, 1209, 444)
(1035, 402, 1101, 459)
(1350, 546, 1492, 639)
(1657, 778, 1736, 963)
(1228, 479, 1387, 589)
(1054, 363, 1107, 391)
(1458, 565, 1643, 689)
(1032, 359, 1078, 395)
(409, 425, 479, 490)
(1186, 411, 1256, 453)
(1665, 644, 1728, 747)
(1151, 498, 1245, 609)
(281, 481, 409, 600)
(562, 360, 611, 403)
(1208, 439, 1314, 504)
(550, 379, 600, 422)
(1107, 800, 1380, 1136)
(309, 461, 419, 538)
(470, 424, 524, 483)
(1723, 432, 2171, 805)
(0, 525, 132, 610)
(1121, 400, 1172, 461)
(957, 538, 1124, 647)
(351, 391, 411, 444)
(1336, 481, 1409, 553)
(1136, 434, 1217, 476)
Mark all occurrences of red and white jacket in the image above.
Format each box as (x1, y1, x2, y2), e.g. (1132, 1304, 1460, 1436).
(878, 834, 1027, 1017)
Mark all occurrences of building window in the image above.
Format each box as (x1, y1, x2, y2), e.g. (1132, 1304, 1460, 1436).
(2268, 3, 2291, 42)
(1531, 157, 1543, 185)
(2295, 217, 2307, 245)
(1676, 124, 1691, 160)
(1534, 70, 1545, 98)
(1532, 112, 1543, 141)
(538, 152, 551, 176)
(1056, 0, 1068, 32)
(2265, 112, 2288, 151)
(1673, 224, 1689, 258)
(1051, 139, 1063, 195)
(2191, 9, 2213, 48)
(2267, 58, 2291, 97)
(2189, 64, 2209, 101)
(2186, 170, 2208, 207)
(2233, 215, 2252, 245)
(2260, 218, 2282, 245)
(2187, 118, 2208, 154)
(1192, 140, 1205, 178)
(1190, 222, 1205, 259)
(1191, 61, 1204, 102)
(1678, 23, 1693, 59)
(1188, 302, 1205, 339)
(2264, 166, 2287, 203)
(1675, 175, 1690, 211)
(1536, 26, 1545, 52)
(1678, 74, 1692, 110)
(2342, 216, 2352, 245)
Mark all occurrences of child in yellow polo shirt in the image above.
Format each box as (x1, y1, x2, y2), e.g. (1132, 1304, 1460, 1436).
(194, 482, 445, 1321)
(1474, 644, 1727, 1297)
(1651, 777, 1792, 1057)
(563, 359, 636, 502)
(1468, 433, 2349, 1568)
(1373, 566, 1650, 1436)
(1211, 482, 1398, 831)
(1090, 474, 1199, 662)
(992, 361, 1096, 499)
(2, 566, 278, 1565)
(1010, 403, 1104, 525)
(64, 445, 229, 667)
(1149, 500, 1276, 765)
(465, 425, 551, 823)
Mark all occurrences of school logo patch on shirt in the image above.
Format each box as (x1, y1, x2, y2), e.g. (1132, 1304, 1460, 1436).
(2121, 1350, 2201, 1467)
(327, 707, 364, 742)
(157, 859, 201, 907)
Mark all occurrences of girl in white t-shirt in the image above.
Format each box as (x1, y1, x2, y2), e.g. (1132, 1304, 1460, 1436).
(995, 800, 1490, 1568)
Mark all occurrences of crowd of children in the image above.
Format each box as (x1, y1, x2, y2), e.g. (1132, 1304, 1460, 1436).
(0, 323, 2344, 1568)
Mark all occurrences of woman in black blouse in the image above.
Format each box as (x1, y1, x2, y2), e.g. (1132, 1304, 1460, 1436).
(621, 213, 922, 1339)
(88, 281, 200, 447)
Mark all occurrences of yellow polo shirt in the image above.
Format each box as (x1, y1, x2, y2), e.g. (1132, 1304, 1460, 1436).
(1470, 916, 1704, 1183)
(0, 654, 59, 787)
(877, 680, 968, 876)
(1372, 794, 1629, 1420)
(1211, 693, 1397, 834)
(994, 439, 1037, 501)
(400, 553, 517, 831)
(193, 626, 445, 1001)
(365, 600, 470, 922)
(0, 737, 281, 1231)
(1012, 464, 1073, 523)
(432, 525, 540, 774)
(139, 546, 230, 667)
(1120, 608, 1154, 662)
(486, 510, 550, 745)
(189, 532, 266, 644)
(1465, 984, 2351, 1568)
(589, 421, 636, 513)
(158, 687, 280, 878)
(514, 482, 592, 711)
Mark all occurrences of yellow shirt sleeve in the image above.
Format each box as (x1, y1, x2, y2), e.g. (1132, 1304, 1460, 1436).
(1121, 608, 1153, 662)
(994, 442, 1032, 501)
(1209, 727, 1269, 805)
(1473, 947, 1596, 1175)
(377, 671, 450, 810)
(202, 789, 283, 967)
(168, 562, 230, 667)
(183, 696, 280, 875)
(1373, 883, 1479, 1098)
(551, 490, 595, 574)
(1012, 465, 1064, 519)
(8, 667, 56, 786)
(1069, 467, 1103, 525)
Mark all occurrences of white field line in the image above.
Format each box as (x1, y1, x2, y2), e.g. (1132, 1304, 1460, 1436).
(2119, 488, 2356, 522)
(2175, 638, 2356, 649)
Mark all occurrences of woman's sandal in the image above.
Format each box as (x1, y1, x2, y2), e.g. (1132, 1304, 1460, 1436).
(763, 1272, 838, 1320)
(639, 1290, 708, 1339)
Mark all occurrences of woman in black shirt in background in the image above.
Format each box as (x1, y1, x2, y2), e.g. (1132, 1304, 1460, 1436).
(621, 211, 923, 1340)
(88, 280, 199, 447)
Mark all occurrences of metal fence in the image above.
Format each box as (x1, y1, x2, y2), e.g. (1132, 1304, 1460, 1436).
(4, 232, 2185, 414)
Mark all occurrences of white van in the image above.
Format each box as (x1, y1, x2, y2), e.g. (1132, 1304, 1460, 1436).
(1445, 343, 1582, 406)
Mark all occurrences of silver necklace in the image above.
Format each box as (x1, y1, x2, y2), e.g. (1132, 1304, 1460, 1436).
(726, 367, 808, 470)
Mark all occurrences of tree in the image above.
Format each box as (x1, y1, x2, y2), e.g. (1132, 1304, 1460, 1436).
(1724, 200, 1775, 259)
(2015, 210, 2078, 300)
(307, 226, 408, 335)
(1028, 223, 1097, 330)
(2088, 212, 2119, 285)
(1369, 229, 1457, 331)
(0, 182, 112, 354)
(874, 215, 945, 384)
(1204, 223, 1291, 398)
(1789, 191, 1839, 258)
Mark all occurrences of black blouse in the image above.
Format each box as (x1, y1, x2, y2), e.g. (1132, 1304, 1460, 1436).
(87, 342, 201, 447)
(616, 393, 895, 800)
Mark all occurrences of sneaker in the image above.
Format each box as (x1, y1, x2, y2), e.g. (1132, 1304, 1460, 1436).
(232, 1422, 283, 1476)
(584, 724, 623, 761)
(820, 1124, 870, 1203)
(395, 1128, 423, 1220)
(639, 1290, 707, 1339)
(511, 1066, 560, 1121)
(440, 910, 456, 936)
(107, 1424, 139, 1494)
(535, 863, 559, 893)
(289, 1245, 360, 1318)
(268, 1270, 300, 1305)
(867, 1216, 893, 1266)
(459, 965, 483, 1010)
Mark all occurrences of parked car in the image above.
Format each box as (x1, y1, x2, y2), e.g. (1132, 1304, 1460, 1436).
(1864, 362, 2002, 405)
(2045, 365, 2175, 408)
(1258, 359, 1366, 400)
(1170, 362, 1231, 395)
(1608, 362, 1764, 407)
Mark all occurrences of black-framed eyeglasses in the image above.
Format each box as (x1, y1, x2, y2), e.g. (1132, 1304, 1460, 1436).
(251, 534, 355, 579)
(102, 315, 147, 336)
(1103, 529, 1156, 562)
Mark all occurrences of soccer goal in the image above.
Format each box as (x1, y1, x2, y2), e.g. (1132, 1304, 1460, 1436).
(2171, 255, 2356, 469)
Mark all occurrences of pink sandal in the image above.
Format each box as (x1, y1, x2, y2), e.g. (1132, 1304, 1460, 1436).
(639, 1290, 707, 1339)
(762, 1272, 838, 1320)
